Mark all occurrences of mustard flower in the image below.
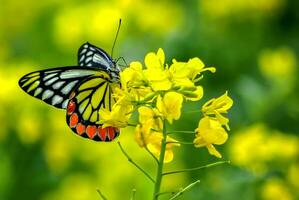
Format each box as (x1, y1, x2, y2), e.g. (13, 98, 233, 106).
(144, 48, 165, 69)
(169, 58, 216, 82)
(98, 104, 131, 128)
(138, 106, 163, 131)
(111, 48, 232, 164)
(107, 47, 232, 198)
(120, 61, 146, 89)
(135, 123, 151, 148)
(194, 116, 228, 158)
(147, 133, 180, 163)
(202, 91, 233, 129)
(156, 92, 183, 124)
(144, 48, 172, 91)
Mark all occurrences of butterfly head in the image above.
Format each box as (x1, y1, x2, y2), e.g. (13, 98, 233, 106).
(109, 65, 121, 82)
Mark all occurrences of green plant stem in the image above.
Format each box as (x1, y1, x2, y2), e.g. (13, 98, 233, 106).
(157, 189, 180, 197)
(97, 189, 108, 200)
(117, 142, 155, 183)
(169, 180, 200, 200)
(163, 161, 230, 176)
(183, 110, 201, 114)
(145, 146, 160, 164)
(130, 189, 137, 200)
(152, 120, 168, 200)
(166, 141, 194, 145)
(168, 130, 195, 134)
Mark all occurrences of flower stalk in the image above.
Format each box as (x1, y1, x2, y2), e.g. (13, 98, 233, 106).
(152, 120, 168, 200)
(118, 142, 155, 183)
(163, 160, 230, 176)
(169, 180, 200, 200)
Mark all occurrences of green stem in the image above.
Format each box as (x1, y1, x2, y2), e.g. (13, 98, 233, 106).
(183, 110, 201, 114)
(145, 146, 160, 164)
(97, 189, 108, 200)
(163, 161, 230, 176)
(169, 180, 200, 200)
(130, 189, 137, 200)
(166, 141, 194, 145)
(156, 189, 180, 197)
(152, 120, 168, 200)
(117, 142, 155, 183)
(168, 130, 195, 134)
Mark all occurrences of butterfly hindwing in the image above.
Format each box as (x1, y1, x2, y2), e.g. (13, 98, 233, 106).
(18, 66, 102, 109)
(66, 74, 120, 141)
(78, 42, 115, 70)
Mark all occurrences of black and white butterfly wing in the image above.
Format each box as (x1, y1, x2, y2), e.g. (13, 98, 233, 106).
(18, 66, 106, 109)
(78, 42, 115, 70)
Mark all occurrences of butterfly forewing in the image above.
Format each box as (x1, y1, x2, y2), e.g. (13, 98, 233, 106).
(19, 67, 103, 109)
(78, 42, 115, 70)
(66, 74, 120, 141)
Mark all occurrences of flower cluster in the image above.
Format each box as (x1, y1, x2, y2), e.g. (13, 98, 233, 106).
(98, 48, 233, 162)
(194, 91, 233, 158)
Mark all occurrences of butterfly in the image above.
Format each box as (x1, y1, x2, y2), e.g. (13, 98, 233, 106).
(19, 42, 122, 142)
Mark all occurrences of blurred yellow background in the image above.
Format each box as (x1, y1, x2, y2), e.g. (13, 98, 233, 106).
(1, 0, 298, 199)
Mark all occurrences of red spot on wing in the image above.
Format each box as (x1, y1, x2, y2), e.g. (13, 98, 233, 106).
(76, 123, 86, 135)
(107, 127, 116, 140)
(69, 113, 78, 128)
(67, 100, 76, 115)
(86, 125, 97, 139)
(98, 127, 107, 141)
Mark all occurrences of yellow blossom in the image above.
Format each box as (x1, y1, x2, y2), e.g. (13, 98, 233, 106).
(120, 61, 146, 89)
(202, 91, 233, 129)
(261, 178, 293, 200)
(170, 58, 216, 81)
(229, 124, 299, 174)
(143, 48, 172, 91)
(134, 123, 152, 148)
(144, 68, 172, 91)
(145, 48, 165, 70)
(98, 105, 131, 128)
(156, 92, 183, 124)
(194, 117, 228, 158)
(185, 57, 216, 80)
(138, 106, 163, 130)
(147, 133, 180, 163)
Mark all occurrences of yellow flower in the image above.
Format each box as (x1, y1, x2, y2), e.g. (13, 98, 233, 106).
(134, 123, 151, 148)
(202, 91, 233, 129)
(143, 48, 172, 91)
(147, 133, 180, 163)
(259, 47, 296, 80)
(98, 104, 131, 128)
(138, 106, 163, 131)
(145, 48, 165, 70)
(261, 178, 293, 200)
(170, 58, 216, 81)
(120, 61, 146, 89)
(229, 124, 299, 174)
(144, 68, 172, 91)
(194, 117, 228, 158)
(156, 92, 183, 124)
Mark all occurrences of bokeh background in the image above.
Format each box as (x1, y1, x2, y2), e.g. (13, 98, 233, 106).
(1, 0, 299, 199)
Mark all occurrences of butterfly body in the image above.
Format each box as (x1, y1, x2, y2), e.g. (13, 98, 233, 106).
(19, 42, 121, 142)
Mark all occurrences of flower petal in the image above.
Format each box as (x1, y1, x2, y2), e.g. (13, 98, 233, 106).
(206, 144, 222, 158)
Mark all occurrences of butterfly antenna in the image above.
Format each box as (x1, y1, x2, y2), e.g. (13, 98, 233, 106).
(111, 19, 122, 58)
